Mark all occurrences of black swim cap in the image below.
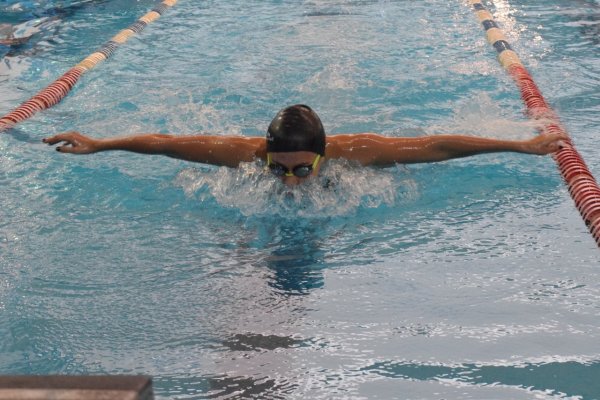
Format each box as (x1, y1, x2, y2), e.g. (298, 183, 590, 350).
(266, 104, 326, 156)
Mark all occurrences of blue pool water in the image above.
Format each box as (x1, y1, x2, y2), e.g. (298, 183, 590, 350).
(1, 0, 600, 398)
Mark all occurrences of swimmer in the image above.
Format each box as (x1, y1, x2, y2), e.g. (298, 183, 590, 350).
(43, 104, 567, 186)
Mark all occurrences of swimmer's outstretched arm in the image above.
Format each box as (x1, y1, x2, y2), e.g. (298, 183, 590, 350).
(43, 132, 266, 167)
(326, 133, 567, 165)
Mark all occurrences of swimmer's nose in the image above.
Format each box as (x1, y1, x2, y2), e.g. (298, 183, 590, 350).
(281, 175, 301, 186)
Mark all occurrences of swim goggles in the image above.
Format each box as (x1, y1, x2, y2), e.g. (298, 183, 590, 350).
(267, 153, 321, 178)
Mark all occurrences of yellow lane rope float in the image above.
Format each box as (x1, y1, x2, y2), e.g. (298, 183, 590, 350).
(0, 0, 178, 132)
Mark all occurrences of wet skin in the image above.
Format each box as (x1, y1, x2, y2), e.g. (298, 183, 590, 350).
(42, 131, 568, 186)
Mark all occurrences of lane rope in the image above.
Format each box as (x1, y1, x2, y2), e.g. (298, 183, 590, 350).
(468, 1, 600, 247)
(0, 0, 178, 132)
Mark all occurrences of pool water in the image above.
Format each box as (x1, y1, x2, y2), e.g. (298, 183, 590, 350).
(1, 0, 600, 398)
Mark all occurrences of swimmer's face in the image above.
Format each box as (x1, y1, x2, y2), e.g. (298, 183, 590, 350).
(267, 151, 323, 186)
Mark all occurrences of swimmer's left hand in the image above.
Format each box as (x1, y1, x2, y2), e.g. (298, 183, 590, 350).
(524, 132, 570, 155)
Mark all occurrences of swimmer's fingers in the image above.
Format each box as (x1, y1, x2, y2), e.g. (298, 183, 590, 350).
(43, 131, 99, 154)
(556, 139, 571, 151)
(43, 131, 81, 146)
(528, 132, 571, 155)
(547, 133, 572, 153)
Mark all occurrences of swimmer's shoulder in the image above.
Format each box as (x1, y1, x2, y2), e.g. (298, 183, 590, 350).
(325, 132, 382, 159)
(325, 133, 351, 158)
(224, 136, 266, 160)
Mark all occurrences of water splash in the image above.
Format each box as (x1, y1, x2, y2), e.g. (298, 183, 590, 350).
(426, 92, 547, 139)
(174, 159, 415, 218)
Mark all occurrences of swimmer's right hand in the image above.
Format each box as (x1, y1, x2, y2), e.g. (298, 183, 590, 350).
(43, 132, 101, 154)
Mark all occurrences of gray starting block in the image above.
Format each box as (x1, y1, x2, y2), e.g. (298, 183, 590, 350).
(0, 376, 153, 400)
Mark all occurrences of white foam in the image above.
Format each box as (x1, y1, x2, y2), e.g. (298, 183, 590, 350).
(174, 159, 417, 218)
(426, 92, 545, 139)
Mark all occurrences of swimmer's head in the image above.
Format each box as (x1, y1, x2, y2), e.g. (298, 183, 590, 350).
(266, 104, 326, 156)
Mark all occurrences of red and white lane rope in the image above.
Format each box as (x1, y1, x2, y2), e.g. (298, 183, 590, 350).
(469, 0, 600, 247)
(0, 0, 178, 132)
